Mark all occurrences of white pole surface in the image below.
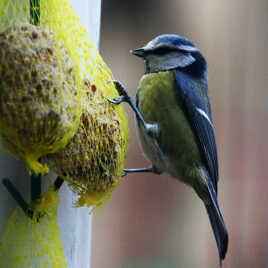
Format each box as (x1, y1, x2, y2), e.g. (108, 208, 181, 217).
(57, 1, 101, 267)
(0, 1, 102, 268)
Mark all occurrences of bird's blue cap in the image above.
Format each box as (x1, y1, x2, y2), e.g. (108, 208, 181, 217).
(131, 34, 199, 57)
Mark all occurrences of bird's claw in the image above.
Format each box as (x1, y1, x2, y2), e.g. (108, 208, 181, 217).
(106, 95, 126, 105)
(107, 81, 131, 105)
(111, 80, 160, 139)
(113, 80, 129, 97)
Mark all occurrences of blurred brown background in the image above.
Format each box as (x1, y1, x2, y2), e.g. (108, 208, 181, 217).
(92, 1, 268, 267)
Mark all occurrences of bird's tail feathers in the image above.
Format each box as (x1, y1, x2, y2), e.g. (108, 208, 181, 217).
(205, 175, 228, 264)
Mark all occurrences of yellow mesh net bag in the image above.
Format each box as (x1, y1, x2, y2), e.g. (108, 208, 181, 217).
(0, 6, 83, 175)
(0, 188, 67, 268)
(0, 0, 129, 204)
(0, 0, 129, 266)
(40, 1, 129, 207)
(44, 80, 127, 207)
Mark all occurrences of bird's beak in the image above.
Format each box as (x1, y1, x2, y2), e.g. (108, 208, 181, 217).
(130, 48, 146, 57)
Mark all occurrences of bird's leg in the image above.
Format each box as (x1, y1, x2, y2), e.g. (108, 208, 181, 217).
(123, 166, 162, 176)
(108, 80, 159, 139)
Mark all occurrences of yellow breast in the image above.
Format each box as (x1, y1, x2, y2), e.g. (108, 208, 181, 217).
(136, 70, 201, 180)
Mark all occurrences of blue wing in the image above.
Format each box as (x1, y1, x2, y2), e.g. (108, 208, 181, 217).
(174, 70, 219, 193)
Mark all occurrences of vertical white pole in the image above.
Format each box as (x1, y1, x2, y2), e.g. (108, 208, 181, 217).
(0, 1, 102, 268)
(57, 1, 101, 267)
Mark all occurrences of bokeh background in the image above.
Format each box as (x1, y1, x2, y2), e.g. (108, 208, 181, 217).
(92, 1, 268, 267)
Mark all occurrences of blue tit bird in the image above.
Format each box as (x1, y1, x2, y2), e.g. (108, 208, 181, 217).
(109, 34, 228, 263)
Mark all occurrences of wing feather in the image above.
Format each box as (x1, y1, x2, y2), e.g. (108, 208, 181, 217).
(174, 70, 219, 193)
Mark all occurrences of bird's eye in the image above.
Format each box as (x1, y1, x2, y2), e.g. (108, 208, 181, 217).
(153, 46, 171, 55)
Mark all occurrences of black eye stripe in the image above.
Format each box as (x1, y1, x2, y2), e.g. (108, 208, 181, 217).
(152, 46, 178, 54)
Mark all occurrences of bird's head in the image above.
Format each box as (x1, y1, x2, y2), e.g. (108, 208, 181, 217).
(131, 34, 207, 77)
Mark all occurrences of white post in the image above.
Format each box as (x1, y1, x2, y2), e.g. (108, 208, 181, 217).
(57, 1, 101, 267)
(0, 1, 102, 267)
